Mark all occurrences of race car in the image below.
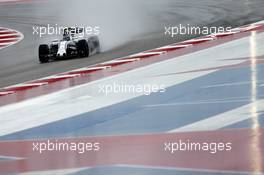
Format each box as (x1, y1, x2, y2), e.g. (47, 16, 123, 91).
(38, 27, 100, 63)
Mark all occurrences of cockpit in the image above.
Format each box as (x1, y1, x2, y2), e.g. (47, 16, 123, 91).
(62, 27, 84, 41)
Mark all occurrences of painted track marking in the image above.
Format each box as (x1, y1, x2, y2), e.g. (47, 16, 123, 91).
(0, 27, 23, 50)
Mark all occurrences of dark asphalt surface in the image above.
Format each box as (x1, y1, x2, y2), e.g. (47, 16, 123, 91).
(0, 0, 264, 88)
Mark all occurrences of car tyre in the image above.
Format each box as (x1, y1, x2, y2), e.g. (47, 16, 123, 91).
(39, 44, 50, 63)
(77, 40, 89, 58)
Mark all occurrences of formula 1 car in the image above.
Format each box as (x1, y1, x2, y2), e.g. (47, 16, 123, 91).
(38, 27, 100, 63)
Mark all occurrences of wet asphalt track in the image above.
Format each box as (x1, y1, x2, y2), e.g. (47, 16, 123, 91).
(0, 0, 264, 88)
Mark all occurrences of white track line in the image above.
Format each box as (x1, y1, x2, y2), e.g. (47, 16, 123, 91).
(3, 83, 48, 90)
(130, 51, 165, 57)
(0, 0, 26, 2)
(0, 91, 15, 95)
(38, 74, 81, 81)
(145, 99, 254, 107)
(211, 31, 238, 37)
(169, 99, 264, 133)
(163, 44, 192, 48)
(201, 81, 255, 88)
(0, 33, 20, 37)
(183, 37, 215, 43)
(116, 164, 263, 175)
(19, 168, 88, 175)
(233, 25, 261, 32)
(104, 58, 140, 64)
(51, 74, 81, 79)
(67, 66, 110, 74)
